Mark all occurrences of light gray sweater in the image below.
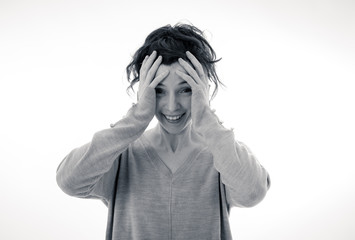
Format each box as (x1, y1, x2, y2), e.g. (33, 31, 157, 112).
(56, 103, 270, 240)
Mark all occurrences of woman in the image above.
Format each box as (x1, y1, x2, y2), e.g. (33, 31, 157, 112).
(56, 23, 270, 240)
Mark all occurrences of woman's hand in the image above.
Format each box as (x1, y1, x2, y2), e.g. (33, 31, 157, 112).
(136, 51, 169, 121)
(176, 51, 213, 134)
(111, 51, 168, 128)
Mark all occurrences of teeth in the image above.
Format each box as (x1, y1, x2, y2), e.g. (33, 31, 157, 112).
(165, 114, 182, 121)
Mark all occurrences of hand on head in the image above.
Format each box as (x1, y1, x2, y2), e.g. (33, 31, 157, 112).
(176, 51, 210, 107)
(176, 51, 211, 132)
(137, 50, 211, 133)
(138, 50, 169, 102)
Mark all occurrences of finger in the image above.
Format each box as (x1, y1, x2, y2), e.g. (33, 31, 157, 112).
(176, 70, 197, 90)
(178, 58, 200, 84)
(146, 55, 162, 83)
(150, 70, 169, 88)
(144, 50, 157, 69)
(141, 55, 149, 68)
(139, 56, 149, 79)
(186, 51, 205, 79)
(140, 51, 157, 76)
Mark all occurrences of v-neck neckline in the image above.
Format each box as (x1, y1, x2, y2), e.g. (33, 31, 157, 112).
(139, 134, 204, 179)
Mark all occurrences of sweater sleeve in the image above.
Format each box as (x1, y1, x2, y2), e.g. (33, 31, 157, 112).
(56, 101, 153, 204)
(198, 109, 271, 208)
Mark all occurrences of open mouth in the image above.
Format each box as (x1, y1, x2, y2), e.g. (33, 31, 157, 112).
(163, 113, 185, 122)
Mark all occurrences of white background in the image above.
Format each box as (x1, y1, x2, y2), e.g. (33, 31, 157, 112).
(1, 0, 354, 239)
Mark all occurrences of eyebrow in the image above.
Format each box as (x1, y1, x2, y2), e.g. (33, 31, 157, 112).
(157, 81, 189, 87)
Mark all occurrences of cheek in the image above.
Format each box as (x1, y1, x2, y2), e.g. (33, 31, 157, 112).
(155, 97, 166, 117)
(181, 96, 192, 110)
(155, 96, 162, 110)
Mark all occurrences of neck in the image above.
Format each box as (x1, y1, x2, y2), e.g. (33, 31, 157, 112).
(155, 122, 193, 153)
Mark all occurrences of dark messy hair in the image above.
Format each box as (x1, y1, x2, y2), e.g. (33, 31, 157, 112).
(126, 23, 223, 99)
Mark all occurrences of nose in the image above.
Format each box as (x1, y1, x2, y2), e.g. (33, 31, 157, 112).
(167, 93, 179, 112)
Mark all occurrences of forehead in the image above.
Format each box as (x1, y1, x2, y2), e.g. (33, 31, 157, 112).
(156, 62, 187, 75)
(156, 62, 189, 86)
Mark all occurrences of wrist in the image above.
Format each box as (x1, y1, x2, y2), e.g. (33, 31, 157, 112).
(193, 107, 230, 138)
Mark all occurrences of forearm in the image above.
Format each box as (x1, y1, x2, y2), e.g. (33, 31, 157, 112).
(198, 108, 270, 207)
(56, 103, 150, 197)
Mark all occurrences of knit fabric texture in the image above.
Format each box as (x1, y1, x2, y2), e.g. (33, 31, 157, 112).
(56, 105, 270, 240)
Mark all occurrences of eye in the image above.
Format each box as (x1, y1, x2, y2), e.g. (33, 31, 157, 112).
(155, 88, 165, 95)
(179, 87, 192, 94)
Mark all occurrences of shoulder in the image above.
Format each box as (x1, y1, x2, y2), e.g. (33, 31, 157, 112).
(128, 134, 151, 157)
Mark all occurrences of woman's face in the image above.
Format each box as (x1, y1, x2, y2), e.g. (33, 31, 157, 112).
(154, 62, 192, 135)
